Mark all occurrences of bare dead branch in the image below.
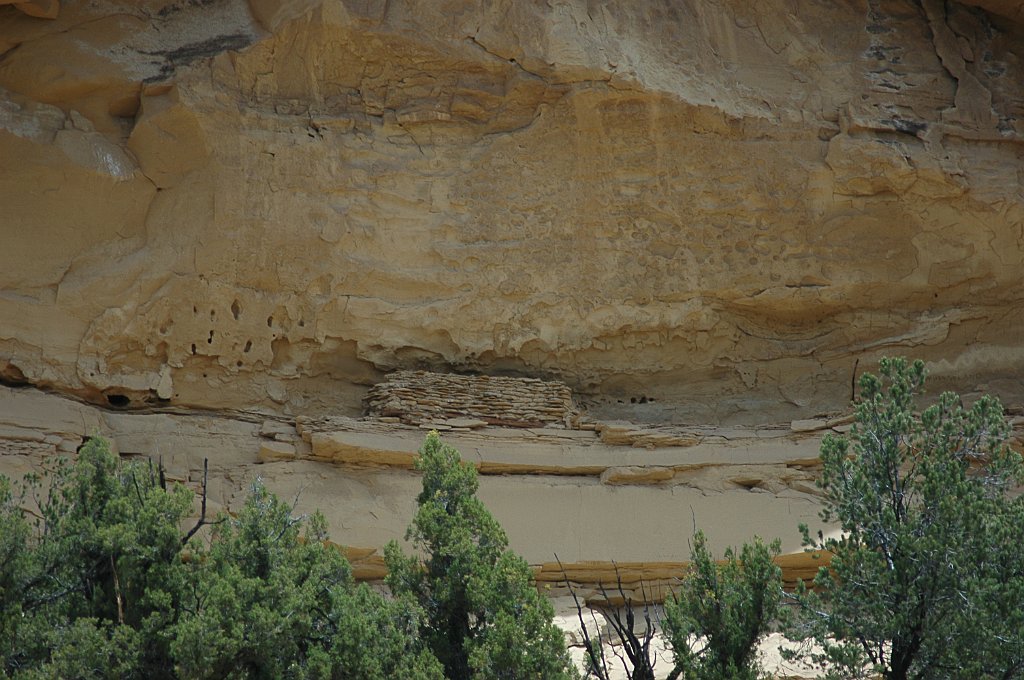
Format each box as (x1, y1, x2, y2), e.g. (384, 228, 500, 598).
(557, 553, 610, 679)
(111, 554, 124, 625)
(182, 458, 211, 545)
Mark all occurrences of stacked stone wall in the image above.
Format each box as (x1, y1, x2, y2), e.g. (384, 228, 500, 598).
(364, 371, 579, 429)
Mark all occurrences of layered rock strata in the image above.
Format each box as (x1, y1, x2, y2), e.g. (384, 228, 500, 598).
(2, 6, 1023, 673)
(0, 0, 1022, 425)
(0, 384, 839, 596)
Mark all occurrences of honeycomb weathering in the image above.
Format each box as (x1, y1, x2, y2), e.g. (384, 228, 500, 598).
(0, 0, 1022, 425)
(364, 370, 580, 429)
(1, 3, 1024, 670)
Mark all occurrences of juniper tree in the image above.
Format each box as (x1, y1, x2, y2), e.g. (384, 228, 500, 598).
(0, 438, 194, 678)
(0, 438, 442, 679)
(662, 531, 782, 680)
(171, 479, 442, 680)
(789, 357, 1024, 680)
(385, 431, 575, 680)
(565, 530, 782, 680)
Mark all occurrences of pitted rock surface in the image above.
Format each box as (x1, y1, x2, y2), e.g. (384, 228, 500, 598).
(2, 5, 1024, 673)
(0, 0, 1022, 425)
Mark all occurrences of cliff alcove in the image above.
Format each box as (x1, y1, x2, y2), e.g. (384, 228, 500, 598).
(1, 0, 1023, 639)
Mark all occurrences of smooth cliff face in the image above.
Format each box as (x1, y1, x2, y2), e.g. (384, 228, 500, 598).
(1, 0, 1022, 426)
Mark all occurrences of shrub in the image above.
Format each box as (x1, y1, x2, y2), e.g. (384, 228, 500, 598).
(663, 531, 782, 680)
(788, 357, 1024, 679)
(385, 431, 575, 680)
(0, 438, 441, 679)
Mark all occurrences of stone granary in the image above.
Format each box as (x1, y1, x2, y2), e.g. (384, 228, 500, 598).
(2, 1, 1024, 675)
(364, 370, 581, 429)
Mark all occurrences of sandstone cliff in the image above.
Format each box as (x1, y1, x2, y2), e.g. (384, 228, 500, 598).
(1, 1, 1023, 645)
(1, 0, 1022, 425)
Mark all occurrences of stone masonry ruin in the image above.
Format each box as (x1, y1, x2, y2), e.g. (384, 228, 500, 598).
(364, 371, 581, 429)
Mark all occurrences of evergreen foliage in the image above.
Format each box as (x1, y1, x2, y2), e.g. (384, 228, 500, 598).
(662, 531, 782, 680)
(790, 357, 1024, 680)
(568, 530, 782, 680)
(4, 360, 1022, 680)
(171, 480, 442, 679)
(384, 431, 575, 680)
(1, 439, 192, 678)
(0, 437, 442, 679)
